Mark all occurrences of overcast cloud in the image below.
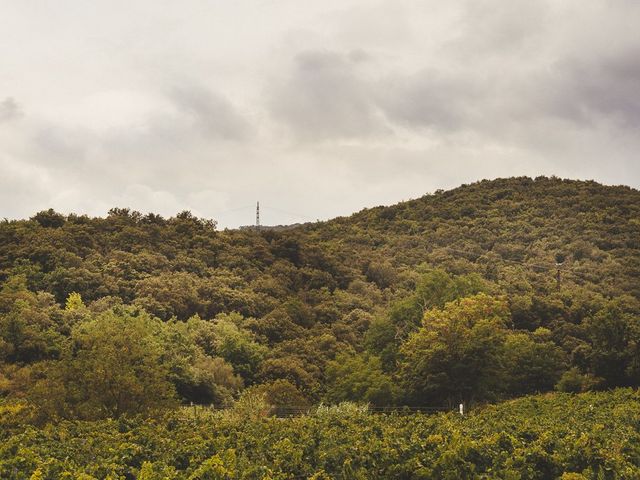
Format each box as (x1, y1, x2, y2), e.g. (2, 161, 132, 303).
(1, 0, 639, 227)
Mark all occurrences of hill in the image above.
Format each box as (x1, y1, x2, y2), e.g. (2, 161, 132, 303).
(300, 176, 640, 298)
(0, 176, 639, 417)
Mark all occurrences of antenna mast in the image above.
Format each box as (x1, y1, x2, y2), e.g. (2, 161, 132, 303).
(256, 201, 260, 230)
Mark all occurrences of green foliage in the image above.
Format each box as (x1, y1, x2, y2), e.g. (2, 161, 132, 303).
(64, 292, 85, 311)
(249, 379, 309, 416)
(28, 309, 176, 420)
(399, 295, 575, 405)
(0, 275, 65, 364)
(150, 315, 245, 407)
(30, 209, 66, 229)
(583, 296, 640, 388)
(188, 450, 236, 480)
(324, 352, 396, 406)
(556, 368, 602, 393)
(0, 390, 638, 479)
(208, 313, 267, 384)
(365, 260, 397, 289)
(400, 294, 511, 405)
(364, 316, 398, 370)
(502, 328, 567, 395)
(389, 269, 490, 339)
(1, 177, 640, 476)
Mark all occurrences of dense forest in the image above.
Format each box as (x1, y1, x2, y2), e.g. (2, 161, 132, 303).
(1, 176, 640, 478)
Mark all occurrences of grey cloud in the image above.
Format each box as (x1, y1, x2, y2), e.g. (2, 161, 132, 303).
(365, 0, 639, 138)
(270, 32, 640, 158)
(0, 97, 22, 123)
(373, 44, 640, 140)
(168, 86, 252, 141)
(555, 48, 640, 128)
(375, 69, 484, 132)
(450, 0, 550, 57)
(269, 50, 388, 142)
(480, 46, 640, 134)
(0, 155, 52, 218)
(1, 0, 639, 227)
(25, 84, 254, 175)
(33, 127, 90, 168)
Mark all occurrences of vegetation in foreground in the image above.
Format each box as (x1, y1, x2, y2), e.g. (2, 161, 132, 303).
(2, 389, 639, 479)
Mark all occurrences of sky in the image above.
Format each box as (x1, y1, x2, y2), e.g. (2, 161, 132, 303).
(1, 0, 639, 228)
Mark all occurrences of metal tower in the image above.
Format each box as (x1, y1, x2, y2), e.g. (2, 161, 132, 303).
(256, 201, 260, 230)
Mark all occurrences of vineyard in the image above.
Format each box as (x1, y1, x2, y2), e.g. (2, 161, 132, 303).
(2, 389, 639, 479)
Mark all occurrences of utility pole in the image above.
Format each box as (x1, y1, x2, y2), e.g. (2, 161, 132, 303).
(256, 201, 260, 230)
(555, 253, 565, 292)
(555, 261, 563, 291)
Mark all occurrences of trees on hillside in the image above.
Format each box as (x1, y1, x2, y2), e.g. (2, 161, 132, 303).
(583, 296, 640, 387)
(399, 294, 510, 406)
(324, 352, 396, 406)
(30, 309, 176, 419)
(0, 177, 639, 420)
(399, 294, 568, 406)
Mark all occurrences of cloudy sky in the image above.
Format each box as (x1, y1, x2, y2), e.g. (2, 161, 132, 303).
(1, 0, 639, 227)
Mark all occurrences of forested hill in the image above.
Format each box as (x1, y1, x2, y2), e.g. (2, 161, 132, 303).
(1, 176, 639, 421)
(299, 176, 640, 298)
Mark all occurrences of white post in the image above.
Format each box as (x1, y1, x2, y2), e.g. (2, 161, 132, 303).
(459, 403, 464, 416)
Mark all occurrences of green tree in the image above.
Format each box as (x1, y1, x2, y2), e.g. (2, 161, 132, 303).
(0, 275, 64, 364)
(210, 313, 267, 384)
(502, 328, 567, 396)
(250, 379, 310, 416)
(30, 309, 176, 419)
(390, 269, 490, 340)
(583, 296, 640, 387)
(399, 293, 510, 406)
(364, 316, 398, 371)
(325, 352, 396, 406)
(30, 209, 66, 228)
(64, 292, 85, 311)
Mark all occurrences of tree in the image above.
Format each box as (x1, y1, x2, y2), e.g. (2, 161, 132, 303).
(583, 297, 640, 387)
(30, 309, 176, 419)
(555, 367, 601, 393)
(0, 275, 64, 364)
(324, 352, 396, 406)
(365, 260, 397, 289)
(64, 292, 85, 311)
(30, 209, 65, 228)
(250, 379, 310, 416)
(399, 294, 510, 406)
(209, 313, 267, 384)
(501, 328, 567, 396)
(258, 357, 319, 397)
(187, 355, 243, 407)
(364, 316, 399, 371)
(390, 269, 490, 340)
(153, 315, 244, 406)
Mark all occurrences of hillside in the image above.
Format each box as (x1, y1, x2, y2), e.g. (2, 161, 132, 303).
(300, 176, 640, 298)
(0, 176, 639, 418)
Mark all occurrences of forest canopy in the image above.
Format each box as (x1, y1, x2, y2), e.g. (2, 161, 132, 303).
(1, 176, 639, 419)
